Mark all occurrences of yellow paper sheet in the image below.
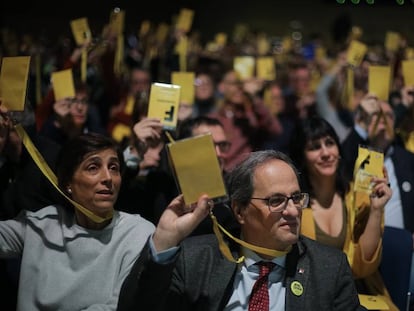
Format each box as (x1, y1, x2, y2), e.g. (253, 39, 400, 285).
(347, 40, 367, 67)
(0, 56, 31, 111)
(147, 82, 181, 130)
(256, 56, 276, 81)
(402, 60, 414, 87)
(167, 134, 227, 205)
(234, 56, 255, 80)
(51, 69, 75, 101)
(368, 66, 391, 101)
(70, 17, 91, 45)
(171, 71, 195, 105)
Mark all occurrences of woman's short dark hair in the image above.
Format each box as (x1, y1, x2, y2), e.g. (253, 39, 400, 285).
(226, 150, 300, 210)
(288, 116, 349, 198)
(56, 133, 123, 193)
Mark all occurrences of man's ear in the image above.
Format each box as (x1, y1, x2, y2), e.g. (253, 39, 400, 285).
(232, 202, 245, 224)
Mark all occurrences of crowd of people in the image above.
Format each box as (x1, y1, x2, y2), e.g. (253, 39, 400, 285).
(1, 7, 414, 310)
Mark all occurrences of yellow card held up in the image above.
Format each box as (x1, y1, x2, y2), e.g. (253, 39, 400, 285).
(234, 56, 255, 80)
(215, 32, 227, 47)
(70, 18, 91, 46)
(51, 69, 75, 101)
(171, 71, 195, 105)
(347, 40, 367, 67)
(0, 56, 31, 111)
(353, 145, 384, 194)
(406, 47, 414, 60)
(147, 82, 181, 130)
(402, 60, 414, 87)
(156, 23, 170, 43)
(256, 56, 276, 81)
(139, 20, 151, 37)
(358, 294, 389, 310)
(368, 66, 391, 101)
(167, 133, 227, 205)
(175, 8, 194, 32)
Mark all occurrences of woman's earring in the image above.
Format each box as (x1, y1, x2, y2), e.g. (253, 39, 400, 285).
(67, 187, 72, 194)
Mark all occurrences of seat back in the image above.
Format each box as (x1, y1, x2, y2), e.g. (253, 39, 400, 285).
(379, 226, 413, 311)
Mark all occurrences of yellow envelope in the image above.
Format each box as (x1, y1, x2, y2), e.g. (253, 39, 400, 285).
(70, 17, 91, 45)
(368, 66, 391, 101)
(0, 56, 31, 111)
(51, 69, 75, 101)
(402, 60, 414, 87)
(256, 56, 276, 81)
(109, 9, 125, 35)
(171, 71, 195, 105)
(385, 31, 400, 52)
(175, 8, 194, 32)
(353, 145, 384, 194)
(167, 133, 227, 205)
(147, 82, 181, 130)
(347, 40, 367, 67)
(358, 294, 389, 310)
(234, 56, 255, 80)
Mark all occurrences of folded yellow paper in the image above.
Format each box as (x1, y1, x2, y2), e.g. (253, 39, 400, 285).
(147, 82, 181, 130)
(0, 56, 31, 111)
(167, 133, 227, 205)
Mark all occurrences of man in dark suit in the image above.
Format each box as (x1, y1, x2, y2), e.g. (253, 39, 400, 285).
(117, 150, 364, 310)
(341, 95, 414, 233)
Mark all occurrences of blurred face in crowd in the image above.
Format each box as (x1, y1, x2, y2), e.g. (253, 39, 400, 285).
(195, 73, 215, 101)
(219, 70, 244, 104)
(69, 90, 89, 128)
(368, 100, 395, 151)
(130, 68, 151, 97)
(291, 67, 311, 96)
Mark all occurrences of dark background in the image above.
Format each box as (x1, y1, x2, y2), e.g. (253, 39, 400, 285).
(1, 0, 414, 46)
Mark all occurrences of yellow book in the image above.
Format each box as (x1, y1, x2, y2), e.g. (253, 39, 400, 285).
(70, 17, 91, 45)
(234, 56, 255, 80)
(171, 71, 195, 105)
(147, 82, 181, 130)
(167, 133, 228, 205)
(353, 146, 384, 194)
(175, 8, 194, 32)
(402, 60, 414, 87)
(256, 56, 276, 81)
(368, 66, 391, 101)
(0, 56, 31, 111)
(347, 40, 367, 67)
(51, 69, 75, 101)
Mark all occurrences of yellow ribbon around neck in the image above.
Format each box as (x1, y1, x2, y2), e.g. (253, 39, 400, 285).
(81, 49, 87, 83)
(15, 124, 112, 223)
(210, 212, 292, 263)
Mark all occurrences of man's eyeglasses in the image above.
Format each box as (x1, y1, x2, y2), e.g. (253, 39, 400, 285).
(68, 98, 88, 106)
(250, 193, 309, 213)
(214, 141, 231, 153)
